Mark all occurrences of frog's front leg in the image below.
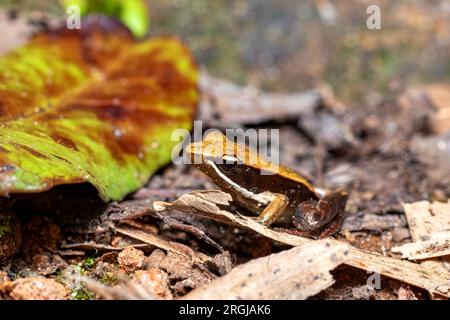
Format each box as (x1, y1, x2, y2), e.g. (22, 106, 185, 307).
(292, 190, 348, 237)
(255, 192, 289, 226)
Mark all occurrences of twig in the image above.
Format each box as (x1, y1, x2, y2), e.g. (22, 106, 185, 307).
(114, 225, 212, 264)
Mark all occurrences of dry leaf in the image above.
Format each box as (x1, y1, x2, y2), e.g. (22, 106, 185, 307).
(403, 201, 450, 240)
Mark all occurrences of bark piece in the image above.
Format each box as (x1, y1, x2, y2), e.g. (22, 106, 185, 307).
(154, 190, 450, 297)
(401, 201, 450, 290)
(404, 201, 450, 240)
(392, 231, 450, 260)
(183, 239, 347, 300)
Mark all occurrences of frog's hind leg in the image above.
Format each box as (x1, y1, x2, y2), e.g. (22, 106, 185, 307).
(256, 193, 289, 226)
(292, 190, 348, 237)
(315, 206, 346, 239)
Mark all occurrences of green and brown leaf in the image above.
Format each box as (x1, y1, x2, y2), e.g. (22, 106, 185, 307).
(0, 17, 199, 201)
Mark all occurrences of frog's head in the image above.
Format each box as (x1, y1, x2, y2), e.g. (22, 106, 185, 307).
(185, 131, 282, 197)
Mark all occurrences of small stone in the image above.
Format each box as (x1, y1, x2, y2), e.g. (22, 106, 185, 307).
(8, 277, 69, 300)
(117, 246, 145, 272)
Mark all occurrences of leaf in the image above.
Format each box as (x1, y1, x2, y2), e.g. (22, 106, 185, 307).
(0, 17, 199, 201)
(63, 0, 150, 38)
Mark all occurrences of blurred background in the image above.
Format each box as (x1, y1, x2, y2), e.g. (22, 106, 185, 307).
(1, 0, 449, 105)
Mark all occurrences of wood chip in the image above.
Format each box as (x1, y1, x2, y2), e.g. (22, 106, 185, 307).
(392, 231, 450, 260)
(183, 239, 347, 300)
(154, 190, 450, 297)
(401, 200, 450, 295)
(404, 201, 450, 241)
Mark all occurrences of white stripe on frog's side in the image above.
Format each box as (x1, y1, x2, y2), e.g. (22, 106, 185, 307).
(207, 159, 272, 206)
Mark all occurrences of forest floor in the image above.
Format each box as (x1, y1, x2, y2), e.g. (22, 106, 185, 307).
(0, 1, 450, 300)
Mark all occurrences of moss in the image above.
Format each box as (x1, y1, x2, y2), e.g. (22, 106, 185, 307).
(53, 271, 65, 284)
(99, 272, 119, 287)
(83, 256, 95, 269)
(71, 285, 96, 300)
(0, 225, 11, 238)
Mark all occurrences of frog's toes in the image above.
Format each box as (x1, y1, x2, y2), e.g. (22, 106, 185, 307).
(292, 200, 326, 231)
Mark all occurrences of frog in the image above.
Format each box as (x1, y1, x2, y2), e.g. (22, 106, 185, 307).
(186, 131, 348, 239)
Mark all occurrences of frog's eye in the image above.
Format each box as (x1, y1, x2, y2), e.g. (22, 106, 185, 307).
(217, 156, 240, 175)
(218, 162, 237, 174)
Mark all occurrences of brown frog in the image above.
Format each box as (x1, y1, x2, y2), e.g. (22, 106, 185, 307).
(186, 131, 348, 239)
